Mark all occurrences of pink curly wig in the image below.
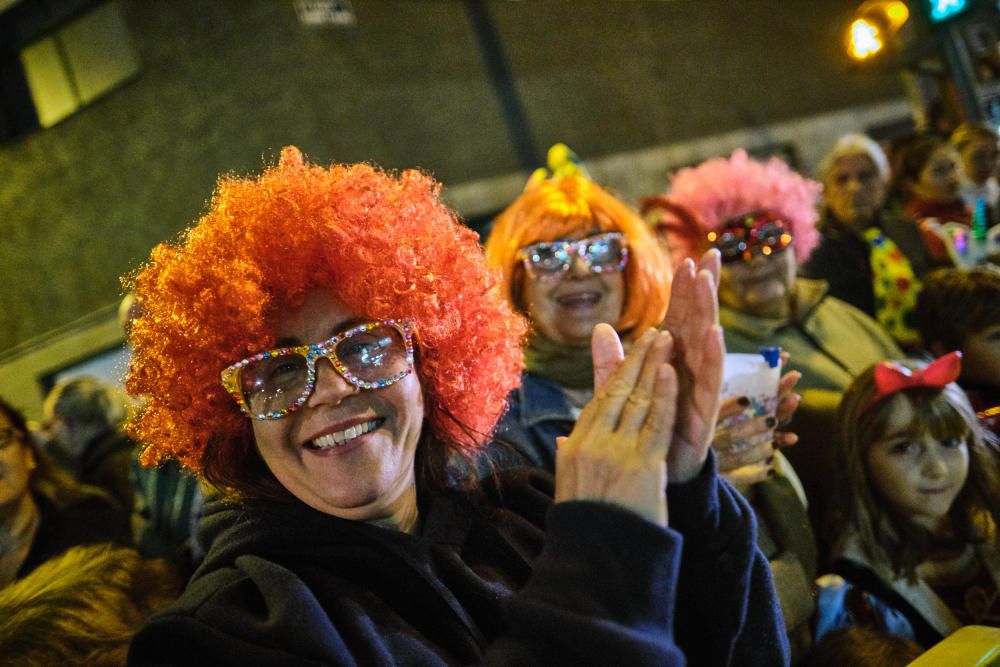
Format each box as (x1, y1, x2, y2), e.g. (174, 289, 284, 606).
(125, 147, 527, 494)
(656, 149, 822, 264)
(484, 175, 671, 339)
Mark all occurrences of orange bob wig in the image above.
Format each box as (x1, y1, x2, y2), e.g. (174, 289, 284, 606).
(484, 175, 671, 339)
(125, 147, 526, 494)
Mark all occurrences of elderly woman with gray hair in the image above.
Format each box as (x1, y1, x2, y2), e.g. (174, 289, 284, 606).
(800, 133, 938, 350)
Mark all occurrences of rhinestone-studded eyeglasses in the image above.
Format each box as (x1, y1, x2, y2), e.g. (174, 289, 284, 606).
(517, 232, 629, 281)
(708, 211, 793, 264)
(221, 320, 416, 421)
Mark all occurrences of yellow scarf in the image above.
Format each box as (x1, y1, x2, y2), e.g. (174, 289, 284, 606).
(523, 333, 594, 390)
(863, 227, 922, 349)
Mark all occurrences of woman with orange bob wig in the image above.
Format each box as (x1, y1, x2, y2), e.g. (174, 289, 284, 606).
(483, 148, 672, 471)
(124, 146, 787, 665)
(486, 165, 671, 340)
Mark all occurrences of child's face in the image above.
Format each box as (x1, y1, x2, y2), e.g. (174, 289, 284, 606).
(960, 323, 1000, 388)
(866, 397, 969, 534)
(913, 146, 963, 201)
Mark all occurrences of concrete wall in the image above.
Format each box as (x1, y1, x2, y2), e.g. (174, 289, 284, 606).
(0, 97, 913, 420)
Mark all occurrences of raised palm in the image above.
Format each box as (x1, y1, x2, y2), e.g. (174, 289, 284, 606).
(593, 250, 724, 483)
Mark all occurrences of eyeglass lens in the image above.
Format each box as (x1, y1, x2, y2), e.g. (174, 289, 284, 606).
(524, 234, 625, 275)
(714, 221, 791, 263)
(238, 325, 410, 415)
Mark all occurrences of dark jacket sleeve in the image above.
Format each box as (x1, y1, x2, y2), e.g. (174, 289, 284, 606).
(127, 565, 356, 667)
(487, 500, 686, 665)
(667, 456, 790, 666)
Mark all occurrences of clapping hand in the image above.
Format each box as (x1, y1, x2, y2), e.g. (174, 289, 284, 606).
(555, 250, 727, 527)
(655, 251, 726, 483)
(555, 326, 678, 526)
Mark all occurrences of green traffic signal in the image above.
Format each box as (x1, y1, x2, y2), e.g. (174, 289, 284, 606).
(924, 0, 972, 23)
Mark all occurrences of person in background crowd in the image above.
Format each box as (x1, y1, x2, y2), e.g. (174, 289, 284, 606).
(0, 543, 181, 666)
(951, 122, 1000, 223)
(485, 146, 804, 662)
(917, 266, 1000, 439)
(651, 149, 903, 570)
(800, 133, 937, 350)
(816, 353, 1000, 649)
(0, 397, 129, 588)
(889, 132, 969, 225)
(888, 133, 970, 265)
(124, 147, 787, 665)
(43, 376, 137, 516)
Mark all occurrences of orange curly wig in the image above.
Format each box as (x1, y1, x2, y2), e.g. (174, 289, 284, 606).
(125, 147, 527, 491)
(484, 175, 671, 339)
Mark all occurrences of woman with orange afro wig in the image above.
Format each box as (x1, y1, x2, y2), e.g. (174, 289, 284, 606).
(124, 147, 786, 665)
(126, 147, 526, 498)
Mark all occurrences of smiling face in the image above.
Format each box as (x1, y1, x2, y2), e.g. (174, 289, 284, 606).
(249, 287, 424, 525)
(865, 396, 969, 534)
(717, 246, 796, 320)
(521, 234, 626, 347)
(824, 153, 887, 230)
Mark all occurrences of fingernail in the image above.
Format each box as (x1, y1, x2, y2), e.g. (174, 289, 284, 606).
(738, 396, 750, 407)
(765, 416, 777, 428)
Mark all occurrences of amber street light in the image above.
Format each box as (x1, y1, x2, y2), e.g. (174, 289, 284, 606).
(846, 0, 911, 62)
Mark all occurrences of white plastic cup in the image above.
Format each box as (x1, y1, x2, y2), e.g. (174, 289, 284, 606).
(720, 348, 782, 429)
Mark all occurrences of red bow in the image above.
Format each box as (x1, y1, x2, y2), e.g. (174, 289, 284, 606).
(864, 351, 963, 412)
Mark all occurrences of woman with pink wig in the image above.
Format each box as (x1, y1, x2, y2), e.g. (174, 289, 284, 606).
(647, 149, 902, 663)
(653, 149, 900, 404)
(123, 147, 786, 665)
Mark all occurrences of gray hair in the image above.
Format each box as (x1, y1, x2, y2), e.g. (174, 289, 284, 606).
(819, 133, 889, 183)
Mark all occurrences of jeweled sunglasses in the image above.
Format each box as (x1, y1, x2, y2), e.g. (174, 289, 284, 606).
(221, 320, 415, 421)
(517, 232, 629, 281)
(708, 210, 793, 264)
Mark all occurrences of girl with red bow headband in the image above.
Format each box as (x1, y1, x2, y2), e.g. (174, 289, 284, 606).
(815, 352, 1000, 651)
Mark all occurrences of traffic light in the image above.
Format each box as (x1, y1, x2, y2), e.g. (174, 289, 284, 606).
(847, 0, 912, 62)
(923, 0, 972, 24)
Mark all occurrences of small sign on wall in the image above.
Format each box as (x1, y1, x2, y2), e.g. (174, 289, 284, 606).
(294, 0, 357, 27)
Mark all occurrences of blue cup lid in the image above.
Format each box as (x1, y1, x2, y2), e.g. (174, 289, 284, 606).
(759, 346, 782, 369)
